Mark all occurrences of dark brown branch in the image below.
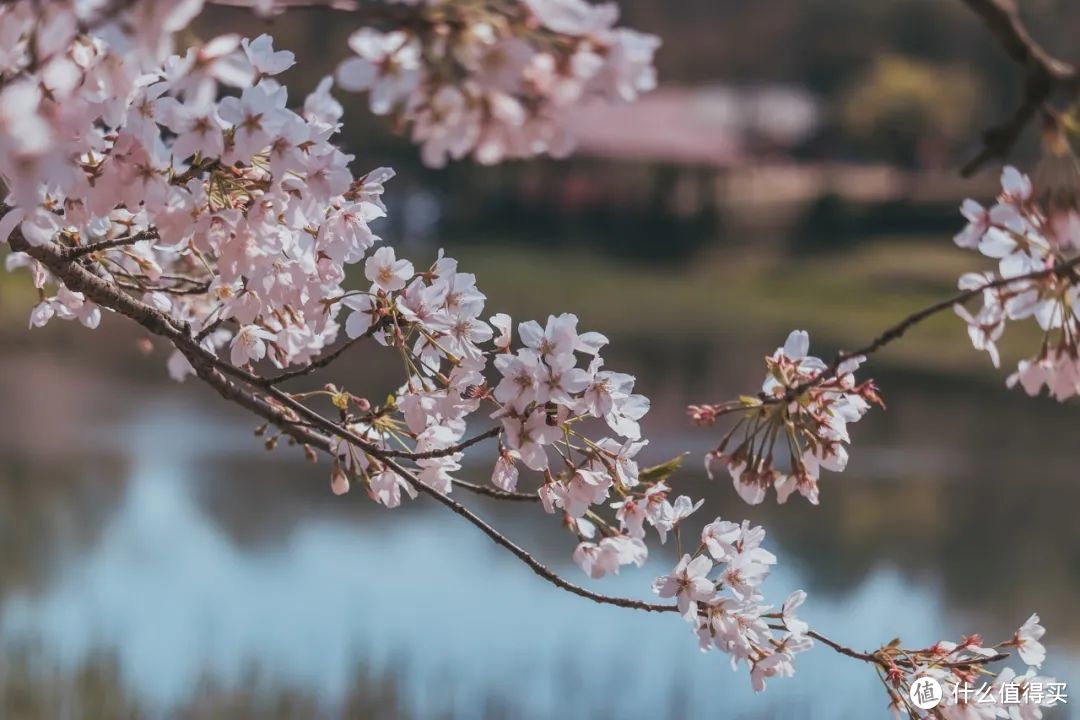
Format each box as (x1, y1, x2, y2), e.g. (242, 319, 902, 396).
(173, 158, 222, 186)
(262, 332, 372, 385)
(209, 0, 360, 9)
(195, 315, 228, 343)
(804, 630, 876, 663)
(807, 630, 1008, 669)
(116, 280, 213, 296)
(451, 478, 538, 501)
(183, 346, 333, 453)
(959, 0, 1079, 176)
(66, 229, 159, 259)
(772, 254, 1080, 405)
(379, 453, 676, 613)
(381, 426, 501, 459)
(772, 627, 1010, 670)
(10, 226, 678, 613)
(206, 0, 418, 23)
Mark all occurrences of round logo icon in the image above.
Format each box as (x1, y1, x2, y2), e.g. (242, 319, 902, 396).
(909, 676, 943, 710)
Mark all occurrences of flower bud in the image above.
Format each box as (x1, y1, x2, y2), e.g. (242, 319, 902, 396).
(330, 466, 350, 496)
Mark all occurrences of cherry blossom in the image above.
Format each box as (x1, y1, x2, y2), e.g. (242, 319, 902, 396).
(231, 324, 276, 366)
(652, 553, 715, 620)
(869, 621, 1062, 718)
(333, 0, 659, 165)
(242, 34, 296, 78)
(954, 166, 1080, 398)
(780, 590, 809, 638)
(572, 535, 646, 579)
(697, 330, 881, 505)
(491, 451, 520, 491)
(650, 494, 703, 544)
(1011, 613, 1047, 668)
(365, 245, 415, 293)
(368, 469, 417, 508)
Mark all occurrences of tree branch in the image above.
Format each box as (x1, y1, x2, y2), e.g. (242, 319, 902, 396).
(381, 426, 501, 459)
(959, 0, 1078, 175)
(209, 0, 361, 10)
(261, 330, 376, 385)
(206, 0, 420, 24)
(8, 226, 676, 613)
(4, 221, 1015, 674)
(451, 477, 538, 501)
(66, 229, 159, 259)
(772, 255, 1080, 406)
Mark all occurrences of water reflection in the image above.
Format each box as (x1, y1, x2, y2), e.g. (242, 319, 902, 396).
(0, 342, 1078, 718)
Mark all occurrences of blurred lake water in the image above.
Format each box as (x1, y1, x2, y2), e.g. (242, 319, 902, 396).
(0, 306, 1078, 719)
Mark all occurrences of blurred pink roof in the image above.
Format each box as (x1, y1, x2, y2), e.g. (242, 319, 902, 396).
(565, 85, 820, 167)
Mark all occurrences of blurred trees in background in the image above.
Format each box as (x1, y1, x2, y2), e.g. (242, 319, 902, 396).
(209, 0, 1079, 170)
(839, 56, 980, 170)
(199, 0, 1080, 258)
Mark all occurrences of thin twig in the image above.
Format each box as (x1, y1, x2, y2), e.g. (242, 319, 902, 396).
(766, 255, 1080, 406)
(206, 0, 418, 23)
(116, 280, 212, 296)
(195, 315, 228, 343)
(209, 0, 360, 9)
(66, 229, 159, 259)
(451, 477, 538, 501)
(262, 332, 373, 385)
(381, 426, 501, 459)
(381, 452, 677, 612)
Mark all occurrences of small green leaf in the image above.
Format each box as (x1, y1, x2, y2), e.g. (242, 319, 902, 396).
(638, 453, 689, 484)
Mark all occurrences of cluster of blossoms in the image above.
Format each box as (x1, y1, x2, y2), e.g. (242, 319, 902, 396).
(0, 1, 402, 380)
(653, 519, 814, 692)
(953, 165, 1080, 399)
(335, 0, 659, 165)
(876, 614, 1059, 719)
(0, 0, 671, 582)
(325, 287, 810, 691)
(326, 248, 497, 503)
(300, 256, 811, 696)
(692, 330, 882, 506)
(328, 286, 685, 587)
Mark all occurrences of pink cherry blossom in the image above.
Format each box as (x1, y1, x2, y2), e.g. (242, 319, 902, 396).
(230, 324, 276, 366)
(652, 553, 716, 620)
(1013, 613, 1047, 668)
(365, 246, 414, 293)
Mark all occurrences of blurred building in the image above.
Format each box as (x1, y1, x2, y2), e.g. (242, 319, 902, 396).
(567, 84, 822, 168)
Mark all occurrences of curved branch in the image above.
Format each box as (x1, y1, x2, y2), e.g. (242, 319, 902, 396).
(381, 452, 676, 613)
(6, 226, 1016, 675)
(261, 333, 372, 385)
(768, 255, 1080, 406)
(66, 229, 159, 259)
(959, 0, 1079, 175)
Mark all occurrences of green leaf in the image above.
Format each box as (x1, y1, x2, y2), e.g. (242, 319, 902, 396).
(638, 453, 689, 484)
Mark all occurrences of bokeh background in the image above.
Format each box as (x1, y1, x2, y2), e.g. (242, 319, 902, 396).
(1, 1, 1079, 717)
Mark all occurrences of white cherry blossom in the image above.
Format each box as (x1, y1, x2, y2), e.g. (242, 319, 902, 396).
(652, 553, 716, 621)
